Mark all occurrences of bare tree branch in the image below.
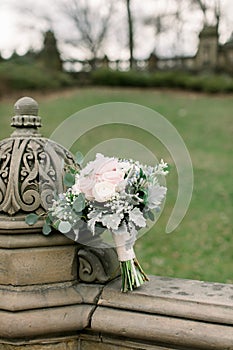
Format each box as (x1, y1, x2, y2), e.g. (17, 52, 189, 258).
(62, 0, 114, 66)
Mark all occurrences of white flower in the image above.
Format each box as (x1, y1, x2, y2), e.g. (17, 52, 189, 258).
(116, 179, 127, 192)
(92, 181, 116, 202)
(119, 161, 131, 173)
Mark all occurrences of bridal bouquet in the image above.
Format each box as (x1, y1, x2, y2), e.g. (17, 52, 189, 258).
(27, 153, 169, 292)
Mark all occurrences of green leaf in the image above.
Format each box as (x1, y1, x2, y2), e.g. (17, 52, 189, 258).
(53, 219, 60, 230)
(64, 172, 75, 187)
(58, 221, 72, 234)
(75, 151, 84, 165)
(25, 213, 39, 226)
(42, 223, 52, 235)
(148, 210, 155, 221)
(139, 168, 146, 179)
(73, 193, 85, 212)
(48, 212, 54, 222)
(69, 167, 77, 174)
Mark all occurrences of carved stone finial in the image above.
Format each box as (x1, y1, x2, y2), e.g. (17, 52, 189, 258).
(11, 97, 41, 129)
(0, 96, 75, 231)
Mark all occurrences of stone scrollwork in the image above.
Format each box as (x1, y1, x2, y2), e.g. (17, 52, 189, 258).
(78, 245, 120, 283)
(0, 139, 13, 205)
(0, 97, 75, 217)
(0, 137, 74, 216)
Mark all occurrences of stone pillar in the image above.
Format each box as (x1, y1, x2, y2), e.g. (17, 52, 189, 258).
(0, 97, 119, 349)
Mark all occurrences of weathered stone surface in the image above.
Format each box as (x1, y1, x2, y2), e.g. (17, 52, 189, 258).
(78, 245, 120, 283)
(0, 233, 73, 249)
(98, 275, 233, 325)
(79, 333, 174, 349)
(0, 282, 102, 311)
(0, 305, 93, 338)
(92, 307, 233, 350)
(0, 246, 77, 285)
(0, 340, 79, 350)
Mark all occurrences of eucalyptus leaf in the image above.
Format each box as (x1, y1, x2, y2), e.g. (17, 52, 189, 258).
(58, 221, 72, 234)
(75, 151, 84, 165)
(48, 212, 54, 222)
(25, 213, 39, 226)
(147, 210, 155, 221)
(73, 193, 85, 212)
(42, 223, 52, 235)
(64, 173, 75, 187)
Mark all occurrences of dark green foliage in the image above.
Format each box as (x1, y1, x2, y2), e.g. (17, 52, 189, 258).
(0, 61, 73, 94)
(91, 69, 233, 93)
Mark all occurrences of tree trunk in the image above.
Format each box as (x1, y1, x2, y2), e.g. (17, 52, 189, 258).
(126, 0, 134, 69)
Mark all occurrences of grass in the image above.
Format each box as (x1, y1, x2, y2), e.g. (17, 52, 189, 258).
(0, 87, 232, 284)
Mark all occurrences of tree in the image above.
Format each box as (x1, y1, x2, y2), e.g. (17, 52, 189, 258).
(62, 0, 114, 69)
(126, 0, 134, 69)
(190, 0, 221, 29)
(38, 30, 63, 71)
(143, 1, 184, 56)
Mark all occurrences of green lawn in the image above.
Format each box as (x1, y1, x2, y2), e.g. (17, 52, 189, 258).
(0, 87, 232, 283)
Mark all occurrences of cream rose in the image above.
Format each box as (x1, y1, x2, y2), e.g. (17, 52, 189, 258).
(92, 181, 116, 202)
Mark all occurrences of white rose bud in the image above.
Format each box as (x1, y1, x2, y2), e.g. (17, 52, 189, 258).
(93, 182, 116, 202)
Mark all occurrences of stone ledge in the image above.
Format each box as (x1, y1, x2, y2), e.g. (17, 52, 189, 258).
(0, 305, 94, 339)
(78, 332, 175, 350)
(0, 233, 74, 249)
(0, 282, 102, 311)
(91, 307, 233, 350)
(90, 276, 233, 349)
(98, 275, 233, 325)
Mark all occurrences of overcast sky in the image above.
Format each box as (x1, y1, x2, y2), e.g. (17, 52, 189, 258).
(0, 0, 233, 60)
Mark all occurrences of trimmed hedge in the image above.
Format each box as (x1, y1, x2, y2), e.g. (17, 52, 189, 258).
(91, 69, 233, 93)
(1, 62, 233, 94)
(0, 62, 73, 95)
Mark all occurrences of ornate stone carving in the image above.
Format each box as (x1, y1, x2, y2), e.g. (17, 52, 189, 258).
(0, 97, 75, 231)
(78, 244, 120, 283)
(0, 138, 73, 215)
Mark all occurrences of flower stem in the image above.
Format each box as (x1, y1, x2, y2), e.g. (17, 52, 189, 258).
(119, 258, 149, 292)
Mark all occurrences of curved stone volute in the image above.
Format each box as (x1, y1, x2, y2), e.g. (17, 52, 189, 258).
(0, 97, 75, 233)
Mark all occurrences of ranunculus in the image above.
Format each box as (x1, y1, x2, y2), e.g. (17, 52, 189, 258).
(92, 181, 116, 202)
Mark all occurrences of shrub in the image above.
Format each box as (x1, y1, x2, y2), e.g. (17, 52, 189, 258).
(0, 61, 73, 94)
(90, 69, 233, 93)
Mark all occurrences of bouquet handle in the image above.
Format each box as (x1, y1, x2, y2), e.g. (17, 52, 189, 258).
(112, 228, 149, 292)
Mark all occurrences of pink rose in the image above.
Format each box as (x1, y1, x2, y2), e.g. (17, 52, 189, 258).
(94, 154, 124, 185)
(79, 175, 95, 200)
(78, 154, 125, 201)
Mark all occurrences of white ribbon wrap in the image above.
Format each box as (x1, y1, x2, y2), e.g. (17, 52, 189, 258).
(112, 228, 136, 262)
